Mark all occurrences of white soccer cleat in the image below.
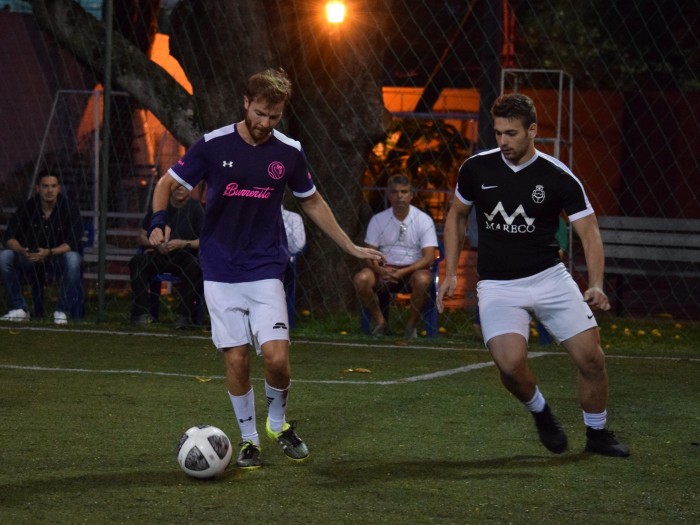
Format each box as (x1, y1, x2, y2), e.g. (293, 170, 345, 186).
(53, 311, 68, 325)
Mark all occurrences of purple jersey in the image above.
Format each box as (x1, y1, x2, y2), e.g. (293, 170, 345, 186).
(168, 123, 316, 283)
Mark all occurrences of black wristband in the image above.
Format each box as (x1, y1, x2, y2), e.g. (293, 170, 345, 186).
(147, 210, 168, 237)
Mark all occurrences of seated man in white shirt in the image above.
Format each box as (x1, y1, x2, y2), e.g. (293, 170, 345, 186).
(353, 174, 438, 338)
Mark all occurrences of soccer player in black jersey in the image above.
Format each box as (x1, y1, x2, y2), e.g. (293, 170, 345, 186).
(438, 93, 629, 457)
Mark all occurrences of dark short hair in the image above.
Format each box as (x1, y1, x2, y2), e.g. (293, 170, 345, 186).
(491, 93, 537, 128)
(387, 174, 412, 190)
(245, 68, 292, 104)
(37, 170, 61, 185)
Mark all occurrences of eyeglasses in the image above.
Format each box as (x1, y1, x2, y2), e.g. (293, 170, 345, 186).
(399, 223, 407, 241)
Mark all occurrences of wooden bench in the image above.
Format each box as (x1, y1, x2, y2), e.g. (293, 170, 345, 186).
(576, 216, 700, 314)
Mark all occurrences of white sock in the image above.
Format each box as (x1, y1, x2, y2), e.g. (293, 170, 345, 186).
(265, 381, 289, 433)
(524, 386, 547, 413)
(228, 388, 259, 446)
(583, 410, 607, 430)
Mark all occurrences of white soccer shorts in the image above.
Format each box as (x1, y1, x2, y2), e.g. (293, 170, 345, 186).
(204, 279, 289, 354)
(477, 263, 597, 345)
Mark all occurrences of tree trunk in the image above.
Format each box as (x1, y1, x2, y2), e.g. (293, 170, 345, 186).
(168, 1, 273, 131)
(271, 0, 392, 310)
(108, 0, 161, 214)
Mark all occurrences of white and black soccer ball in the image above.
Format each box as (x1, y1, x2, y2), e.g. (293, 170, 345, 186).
(176, 425, 232, 479)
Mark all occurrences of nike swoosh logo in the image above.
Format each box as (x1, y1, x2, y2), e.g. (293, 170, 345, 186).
(481, 184, 498, 190)
(587, 314, 593, 319)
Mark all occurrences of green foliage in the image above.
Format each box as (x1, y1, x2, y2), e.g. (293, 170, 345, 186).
(516, 0, 699, 91)
(363, 117, 471, 218)
(1, 323, 698, 523)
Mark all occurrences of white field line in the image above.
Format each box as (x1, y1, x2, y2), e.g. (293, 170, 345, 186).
(0, 326, 471, 351)
(0, 327, 697, 386)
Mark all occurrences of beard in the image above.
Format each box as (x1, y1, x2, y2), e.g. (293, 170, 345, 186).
(244, 115, 271, 143)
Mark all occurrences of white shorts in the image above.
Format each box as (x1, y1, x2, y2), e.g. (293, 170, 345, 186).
(204, 279, 289, 354)
(477, 263, 597, 345)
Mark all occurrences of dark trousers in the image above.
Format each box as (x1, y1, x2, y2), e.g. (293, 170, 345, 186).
(128, 250, 202, 320)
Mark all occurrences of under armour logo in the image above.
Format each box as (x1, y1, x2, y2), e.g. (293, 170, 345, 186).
(238, 416, 253, 423)
(273, 322, 288, 330)
(222, 161, 234, 167)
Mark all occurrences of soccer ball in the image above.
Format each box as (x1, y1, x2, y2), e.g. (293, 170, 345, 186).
(176, 425, 233, 479)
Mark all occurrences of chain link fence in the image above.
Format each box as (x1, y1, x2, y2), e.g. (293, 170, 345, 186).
(0, 0, 698, 329)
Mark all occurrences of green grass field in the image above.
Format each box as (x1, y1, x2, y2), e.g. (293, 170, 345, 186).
(0, 319, 698, 524)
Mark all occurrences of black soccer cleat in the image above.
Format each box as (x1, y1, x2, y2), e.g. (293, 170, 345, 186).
(532, 404, 568, 454)
(236, 440, 262, 469)
(585, 427, 630, 457)
(266, 419, 309, 461)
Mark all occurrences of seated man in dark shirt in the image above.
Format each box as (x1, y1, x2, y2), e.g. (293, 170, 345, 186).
(0, 171, 83, 324)
(129, 183, 204, 328)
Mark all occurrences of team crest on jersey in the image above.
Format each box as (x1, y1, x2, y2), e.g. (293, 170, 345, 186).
(268, 161, 285, 180)
(532, 185, 545, 203)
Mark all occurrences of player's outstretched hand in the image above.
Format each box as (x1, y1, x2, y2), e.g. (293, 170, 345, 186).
(583, 286, 610, 311)
(350, 245, 385, 263)
(437, 275, 458, 313)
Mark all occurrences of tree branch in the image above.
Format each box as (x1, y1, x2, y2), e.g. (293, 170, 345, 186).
(29, 0, 200, 146)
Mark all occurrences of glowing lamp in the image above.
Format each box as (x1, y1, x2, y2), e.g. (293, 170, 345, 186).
(325, 1, 346, 24)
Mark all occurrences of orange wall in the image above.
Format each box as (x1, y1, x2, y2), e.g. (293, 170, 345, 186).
(382, 86, 624, 216)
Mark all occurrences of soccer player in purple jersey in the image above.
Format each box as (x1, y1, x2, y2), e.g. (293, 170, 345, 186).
(148, 68, 383, 469)
(438, 93, 629, 458)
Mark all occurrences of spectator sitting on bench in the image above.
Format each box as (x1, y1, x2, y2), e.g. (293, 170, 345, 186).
(129, 183, 204, 328)
(353, 174, 438, 338)
(0, 170, 83, 325)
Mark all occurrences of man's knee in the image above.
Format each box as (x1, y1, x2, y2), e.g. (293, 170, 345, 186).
(488, 335, 529, 377)
(564, 330, 607, 378)
(261, 343, 290, 377)
(224, 346, 250, 371)
(0, 249, 16, 268)
(496, 355, 530, 380)
(409, 269, 433, 295)
(576, 347, 606, 379)
(63, 251, 81, 272)
(353, 269, 375, 291)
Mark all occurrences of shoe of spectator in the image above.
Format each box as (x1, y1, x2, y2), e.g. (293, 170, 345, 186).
(174, 314, 190, 330)
(404, 327, 418, 339)
(371, 323, 387, 337)
(133, 313, 154, 326)
(1, 309, 30, 322)
(53, 311, 68, 325)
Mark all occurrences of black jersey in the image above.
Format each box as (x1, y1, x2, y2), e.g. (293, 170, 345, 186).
(455, 148, 593, 280)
